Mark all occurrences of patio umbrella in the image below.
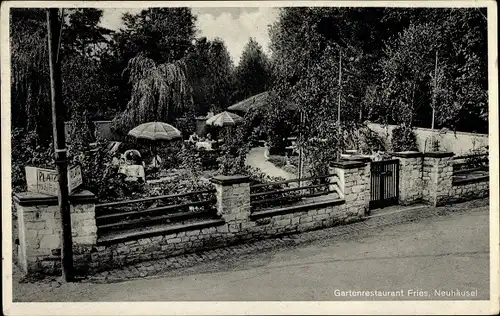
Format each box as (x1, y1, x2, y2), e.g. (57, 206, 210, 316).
(128, 122, 182, 141)
(128, 122, 182, 168)
(206, 111, 243, 127)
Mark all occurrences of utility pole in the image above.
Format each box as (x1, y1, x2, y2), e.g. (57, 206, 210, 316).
(298, 110, 304, 185)
(47, 8, 74, 282)
(431, 50, 439, 150)
(337, 49, 342, 161)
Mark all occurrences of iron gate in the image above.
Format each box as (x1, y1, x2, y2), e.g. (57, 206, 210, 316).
(370, 159, 400, 209)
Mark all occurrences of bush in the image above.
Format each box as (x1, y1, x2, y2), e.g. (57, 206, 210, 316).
(268, 155, 288, 168)
(356, 126, 388, 154)
(11, 128, 55, 192)
(174, 111, 197, 139)
(391, 125, 418, 152)
(69, 139, 146, 202)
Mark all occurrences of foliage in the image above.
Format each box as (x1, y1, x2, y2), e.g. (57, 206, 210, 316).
(173, 110, 197, 138)
(112, 54, 193, 133)
(177, 144, 203, 175)
(267, 7, 488, 137)
(268, 155, 288, 168)
(349, 125, 388, 154)
(119, 8, 196, 64)
(391, 125, 418, 152)
(68, 139, 146, 201)
(216, 108, 264, 175)
(10, 8, 116, 145)
(371, 9, 487, 132)
(187, 37, 234, 114)
(231, 38, 272, 104)
(10, 9, 52, 145)
(268, 8, 372, 159)
(217, 137, 249, 176)
(61, 8, 113, 58)
(11, 128, 55, 192)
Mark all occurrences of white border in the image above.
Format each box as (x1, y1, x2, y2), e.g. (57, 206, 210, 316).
(2, 1, 499, 315)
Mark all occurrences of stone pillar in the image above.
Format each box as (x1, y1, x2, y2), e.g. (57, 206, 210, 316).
(392, 151, 423, 205)
(13, 190, 97, 276)
(422, 152, 454, 206)
(330, 160, 370, 217)
(210, 175, 251, 233)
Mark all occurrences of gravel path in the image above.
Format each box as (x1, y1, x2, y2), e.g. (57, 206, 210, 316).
(245, 147, 295, 180)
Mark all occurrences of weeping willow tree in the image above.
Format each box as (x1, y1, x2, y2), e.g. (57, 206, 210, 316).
(10, 8, 52, 145)
(112, 54, 194, 133)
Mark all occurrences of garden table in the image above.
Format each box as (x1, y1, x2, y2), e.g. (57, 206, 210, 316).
(196, 141, 213, 151)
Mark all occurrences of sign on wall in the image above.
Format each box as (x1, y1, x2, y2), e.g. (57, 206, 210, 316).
(68, 165, 83, 194)
(35, 168, 59, 196)
(25, 165, 83, 196)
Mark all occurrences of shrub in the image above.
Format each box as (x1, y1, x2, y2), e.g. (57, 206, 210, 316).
(464, 146, 489, 169)
(391, 125, 418, 152)
(356, 126, 388, 154)
(11, 128, 55, 192)
(68, 139, 146, 202)
(268, 155, 288, 168)
(173, 111, 197, 139)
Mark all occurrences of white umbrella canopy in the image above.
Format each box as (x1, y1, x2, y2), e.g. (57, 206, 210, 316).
(128, 122, 182, 141)
(206, 111, 243, 127)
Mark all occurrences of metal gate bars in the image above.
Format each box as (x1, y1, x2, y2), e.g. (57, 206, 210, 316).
(370, 159, 400, 209)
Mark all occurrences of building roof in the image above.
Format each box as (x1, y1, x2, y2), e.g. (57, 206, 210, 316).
(227, 91, 270, 113)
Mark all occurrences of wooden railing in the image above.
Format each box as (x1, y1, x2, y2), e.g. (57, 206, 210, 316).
(95, 189, 218, 235)
(250, 174, 340, 211)
(452, 153, 489, 175)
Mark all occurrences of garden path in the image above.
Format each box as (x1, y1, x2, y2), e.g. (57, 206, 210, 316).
(245, 147, 296, 180)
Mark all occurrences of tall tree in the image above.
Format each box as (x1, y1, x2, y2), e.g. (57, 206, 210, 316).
(10, 8, 51, 144)
(112, 55, 193, 133)
(107, 8, 198, 132)
(369, 8, 488, 133)
(62, 8, 113, 58)
(231, 38, 272, 104)
(10, 8, 114, 145)
(119, 8, 196, 64)
(186, 37, 234, 114)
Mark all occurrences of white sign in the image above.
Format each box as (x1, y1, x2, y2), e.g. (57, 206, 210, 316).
(68, 165, 83, 194)
(25, 165, 83, 196)
(37, 168, 59, 196)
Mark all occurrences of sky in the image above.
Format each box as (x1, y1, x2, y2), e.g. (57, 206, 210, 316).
(99, 7, 279, 64)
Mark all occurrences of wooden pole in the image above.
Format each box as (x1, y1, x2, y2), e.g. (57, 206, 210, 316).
(431, 50, 439, 149)
(47, 8, 74, 282)
(298, 110, 304, 184)
(337, 49, 342, 161)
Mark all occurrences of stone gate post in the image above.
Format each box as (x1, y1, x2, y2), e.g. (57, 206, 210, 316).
(330, 160, 370, 218)
(210, 175, 251, 234)
(13, 190, 97, 276)
(422, 152, 454, 206)
(391, 151, 424, 205)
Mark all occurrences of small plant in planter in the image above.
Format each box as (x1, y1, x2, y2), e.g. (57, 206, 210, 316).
(391, 125, 418, 152)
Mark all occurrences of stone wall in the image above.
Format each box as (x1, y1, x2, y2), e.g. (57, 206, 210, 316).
(448, 177, 489, 202)
(14, 161, 370, 277)
(420, 152, 489, 206)
(14, 153, 489, 278)
(14, 191, 96, 276)
(367, 122, 488, 155)
(85, 162, 368, 274)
